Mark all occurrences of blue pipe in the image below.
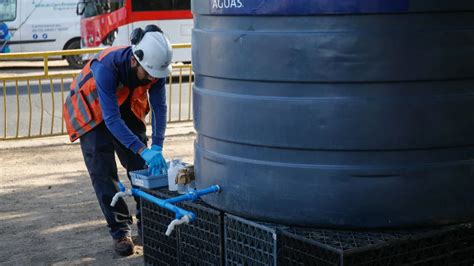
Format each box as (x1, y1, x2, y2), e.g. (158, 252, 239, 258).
(165, 185, 220, 204)
(117, 183, 221, 222)
(130, 188, 196, 221)
(118, 182, 126, 192)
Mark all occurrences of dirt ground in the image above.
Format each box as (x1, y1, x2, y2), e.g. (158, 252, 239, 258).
(0, 124, 195, 265)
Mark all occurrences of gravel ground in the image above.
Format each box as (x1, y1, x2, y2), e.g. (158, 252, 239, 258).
(0, 126, 195, 265)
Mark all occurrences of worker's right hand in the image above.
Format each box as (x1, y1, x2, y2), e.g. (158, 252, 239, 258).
(140, 148, 167, 176)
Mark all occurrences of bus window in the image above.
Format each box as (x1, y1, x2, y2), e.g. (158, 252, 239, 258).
(107, 0, 124, 12)
(78, 0, 123, 17)
(131, 0, 190, 11)
(80, 1, 105, 18)
(0, 0, 17, 21)
(173, 0, 191, 10)
(131, 0, 172, 11)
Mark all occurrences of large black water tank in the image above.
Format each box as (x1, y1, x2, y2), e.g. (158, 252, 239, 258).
(192, 1, 474, 228)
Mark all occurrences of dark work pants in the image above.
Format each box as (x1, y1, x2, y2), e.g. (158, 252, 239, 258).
(80, 122, 146, 239)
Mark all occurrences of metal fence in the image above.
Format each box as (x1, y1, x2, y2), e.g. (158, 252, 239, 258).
(0, 44, 193, 140)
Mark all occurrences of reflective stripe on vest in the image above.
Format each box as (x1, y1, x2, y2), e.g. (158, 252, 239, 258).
(64, 88, 99, 135)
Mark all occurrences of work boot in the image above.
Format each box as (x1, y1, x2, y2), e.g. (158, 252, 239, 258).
(113, 236, 134, 256)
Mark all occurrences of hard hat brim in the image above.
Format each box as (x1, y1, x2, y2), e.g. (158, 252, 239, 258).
(146, 64, 172, 79)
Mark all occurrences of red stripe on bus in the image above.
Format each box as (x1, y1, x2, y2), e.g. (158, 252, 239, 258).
(129, 10, 192, 23)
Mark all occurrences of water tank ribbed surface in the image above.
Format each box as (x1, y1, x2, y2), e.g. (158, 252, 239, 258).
(192, 1, 474, 228)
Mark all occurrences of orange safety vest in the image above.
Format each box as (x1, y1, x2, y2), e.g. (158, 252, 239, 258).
(63, 46, 155, 142)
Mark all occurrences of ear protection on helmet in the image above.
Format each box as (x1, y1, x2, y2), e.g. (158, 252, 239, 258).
(130, 25, 164, 61)
(130, 28, 144, 45)
(144, 25, 163, 34)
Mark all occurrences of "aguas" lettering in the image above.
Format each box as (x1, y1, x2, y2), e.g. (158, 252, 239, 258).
(213, 0, 244, 9)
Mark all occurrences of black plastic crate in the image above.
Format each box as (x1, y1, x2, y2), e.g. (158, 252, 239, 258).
(141, 189, 179, 266)
(177, 199, 224, 266)
(224, 214, 287, 266)
(141, 188, 224, 265)
(279, 224, 474, 266)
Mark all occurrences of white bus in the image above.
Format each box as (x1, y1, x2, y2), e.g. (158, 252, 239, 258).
(0, 0, 82, 68)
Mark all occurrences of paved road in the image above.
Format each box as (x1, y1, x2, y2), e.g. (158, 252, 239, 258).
(0, 77, 193, 139)
(0, 59, 72, 77)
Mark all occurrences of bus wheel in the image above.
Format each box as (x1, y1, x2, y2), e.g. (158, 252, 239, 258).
(65, 39, 83, 69)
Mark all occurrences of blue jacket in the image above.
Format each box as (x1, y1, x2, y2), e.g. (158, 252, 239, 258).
(90, 47, 167, 153)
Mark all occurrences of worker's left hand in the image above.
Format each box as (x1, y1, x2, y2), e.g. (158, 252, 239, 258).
(151, 145, 168, 174)
(140, 147, 168, 176)
(151, 145, 162, 152)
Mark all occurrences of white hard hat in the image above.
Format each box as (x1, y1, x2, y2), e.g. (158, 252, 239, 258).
(132, 31, 173, 78)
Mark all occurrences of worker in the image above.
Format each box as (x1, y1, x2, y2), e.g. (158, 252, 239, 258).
(63, 25, 171, 256)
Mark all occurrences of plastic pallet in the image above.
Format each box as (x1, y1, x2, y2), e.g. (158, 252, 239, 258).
(141, 190, 179, 266)
(141, 188, 224, 265)
(279, 224, 474, 266)
(224, 214, 287, 266)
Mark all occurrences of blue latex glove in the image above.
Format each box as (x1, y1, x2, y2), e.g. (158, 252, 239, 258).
(151, 145, 162, 152)
(140, 147, 167, 176)
(151, 145, 168, 173)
